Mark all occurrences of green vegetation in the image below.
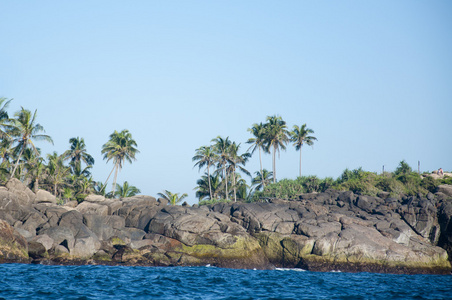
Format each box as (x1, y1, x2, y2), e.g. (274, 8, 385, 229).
(289, 123, 317, 178)
(101, 129, 139, 195)
(157, 190, 188, 206)
(194, 115, 318, 203)
(252, 161, 449, 202)
(0, 98, 140, 203)
(115, 181, 141, 198)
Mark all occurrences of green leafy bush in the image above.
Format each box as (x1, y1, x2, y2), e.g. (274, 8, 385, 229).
(198, 198, 231, 206)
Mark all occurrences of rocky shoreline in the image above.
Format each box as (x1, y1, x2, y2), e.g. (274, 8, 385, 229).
(1, 178, 452, 274)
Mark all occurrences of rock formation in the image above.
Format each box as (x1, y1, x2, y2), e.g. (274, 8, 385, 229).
(0, 179, 451, 274)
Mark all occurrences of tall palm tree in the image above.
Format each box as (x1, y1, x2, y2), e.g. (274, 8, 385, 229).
(192, 145, 217, 200)
(0, 97, 12, 139)
(10, 108, 53, 178)
(64, 137, 95, 173)
(247, 122, 267, 189)
(251, 169, 273, 191)
(289, 124, 317, 177)
(157, 190, 188, 206)
(264, 115, 288, 183)
(211, 136, 232, 200)
(115, 181, 141, 198)
(101, 129, 139, 194)
(227, 142, 251, 202)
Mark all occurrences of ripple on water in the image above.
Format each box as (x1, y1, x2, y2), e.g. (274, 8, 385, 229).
(1, 264, 452, 299)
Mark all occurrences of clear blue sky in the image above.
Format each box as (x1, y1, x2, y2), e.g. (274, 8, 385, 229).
(1, 1, 451, 204)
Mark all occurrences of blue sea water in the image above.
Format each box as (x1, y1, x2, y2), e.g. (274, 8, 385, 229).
(0, 264, 451, 300)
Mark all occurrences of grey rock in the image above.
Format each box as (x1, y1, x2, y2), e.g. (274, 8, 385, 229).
(75, 201, 109, 216)
(39, 226, 75, 250)
(437, 185, 452, 197)
(6, 178, 36, 206)
(35, 190, 57, 204)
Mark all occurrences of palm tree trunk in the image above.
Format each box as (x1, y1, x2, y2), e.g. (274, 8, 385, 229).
(102, 165, 116, 192)
(11, 146, 24, 179)
(207, 163, 213, 200)
(259, 146, 264, 188)
(233, 171, 237, 202)
(299, 148, 302, 178)
(272, 146, 276, 183)
(224, 166, 229, 201)
(111, 162, 119, 196)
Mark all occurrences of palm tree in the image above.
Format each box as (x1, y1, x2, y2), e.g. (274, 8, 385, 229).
(211, 136, 232, 200)
(264, 115, 289, 183)
(69, 166, 93, 197)
(94, 181, 108, 196)
(101, 129, 139, 194)
(0, 97, 12, 139)
(195, 173, 222, 201)
(9, 108, 53, 178)
(0, 137, 14, 167)
(115, 181, 141, 198)
(289, 124, 317, 177)
(247, 122, 267, 189)
(233, 174, 251, 202)
(157, 190, 188, 206)
(227, 142, 251, 202)
(22, 147, 45, 192)
(62, 187, 73, 204)
(192, 145, 217, 200)
(251, 169, 273, 191)
(46, 151, 70, 197)
(64, 137, 95, 173)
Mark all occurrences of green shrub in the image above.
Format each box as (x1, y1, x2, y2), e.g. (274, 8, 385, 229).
(199, 198, 231, 206)
(420, 176, 439, 193)
(252, 179, 305, 201)
(376, 175, 405, 197)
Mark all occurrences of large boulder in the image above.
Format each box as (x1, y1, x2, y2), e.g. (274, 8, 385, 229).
(35, 190, 57, 204)
(71, 235, 101, 258)
(438, 200, 452, 261)
(75, 201, 109, 216)
(84, 195, 106, 202)
(83, 215, 126, 241)
(437, 185, 452, 198)
(0, 188, 23, 220)
(230, 202, 300, 234)
(38, 226, 75, 251)
(0, 219, 29, 262)
(14, 208, 48, 237)
(28, 241, 48, 259)
(6, 178, 36, 206)
(28, 234, 54, 251)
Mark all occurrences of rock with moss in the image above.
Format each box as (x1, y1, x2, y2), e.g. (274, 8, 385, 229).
(0, 219, 29, 263)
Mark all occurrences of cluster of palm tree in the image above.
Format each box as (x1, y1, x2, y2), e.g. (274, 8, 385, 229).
(0, 98, 140, 202)
(193, 115, 317, 202)
(193, 136, 252, 202)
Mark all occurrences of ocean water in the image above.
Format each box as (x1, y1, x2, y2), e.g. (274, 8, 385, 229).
(0, 264, 451, 300)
